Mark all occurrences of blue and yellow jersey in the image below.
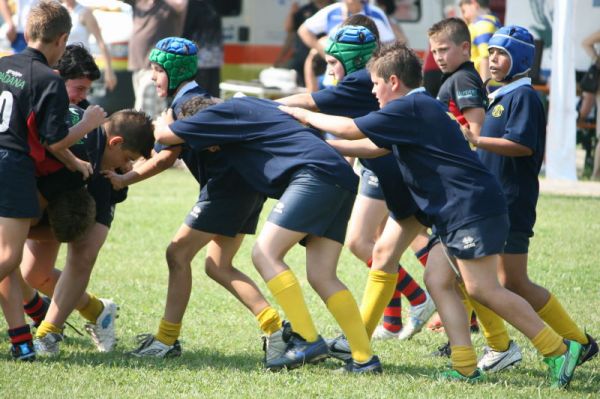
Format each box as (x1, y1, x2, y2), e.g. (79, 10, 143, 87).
(469, 14, 502, 74)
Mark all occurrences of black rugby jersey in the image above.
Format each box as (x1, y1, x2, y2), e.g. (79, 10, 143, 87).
(437, 61, 486, 127)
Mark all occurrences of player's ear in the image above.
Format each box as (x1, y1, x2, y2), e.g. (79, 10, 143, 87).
(108, 136, 124, 147)
(56, 32, 69, 47)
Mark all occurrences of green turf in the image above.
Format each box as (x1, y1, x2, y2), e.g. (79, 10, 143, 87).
(2, 169, 599, 398)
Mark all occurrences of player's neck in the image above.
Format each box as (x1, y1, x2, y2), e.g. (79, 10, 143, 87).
(27, 42, 56, 65)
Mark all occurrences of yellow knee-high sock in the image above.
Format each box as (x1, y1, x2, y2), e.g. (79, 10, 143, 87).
(156, 319, 181, 346)
(77, 293, 104, 323)
(327, 289, 372, 363)
(360, 270, 398, 338)
(36, 320, 62, 338)
(450, 345, 477, 376)
(266, 270, 318, 342)
(458, 284, 510, 352)
(256, 306, 283, 335)
(532, 326, 567, 357)
(537, 294, 588, 345)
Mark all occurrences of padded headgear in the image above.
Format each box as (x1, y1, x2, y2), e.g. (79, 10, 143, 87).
(149, 37, 198, 95)
(488, 25, 535, 81)
(325, 25, 377, 75)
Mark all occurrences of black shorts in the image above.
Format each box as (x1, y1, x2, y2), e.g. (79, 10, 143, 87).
(503, 230, 531, 254)
(0, 149, 39, 218)
(267, 170, 355, 244)
(439, 214, 509, 259)
(359, 167, 385, 200)
(184, 191, 266, 237)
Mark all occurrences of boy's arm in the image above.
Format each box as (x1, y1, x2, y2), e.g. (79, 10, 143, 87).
(154, 109, 185, 145)
(48, 147, 93, 179)
(461, 126, 533, 156)
(582, 30, 600, 66)
(0, 0, 16, 42)
(101, 146, 182, 190)
(298, 24, 325, 59)
(46, 105, 106, 152)
(327, 138, 390, 158)
(279, 105, 365, 140)
(276, 92, 318, 110)
(462, 107, 485, 137)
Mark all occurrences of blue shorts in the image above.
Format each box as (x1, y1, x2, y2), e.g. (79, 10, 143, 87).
(503, 230, 530, 254)
(359, 167, 385, 200)
(0, 149, 39, 218)
(439, 214, 509, 259)
(184, 191, 266, 237)
(267, 170, 355, 244)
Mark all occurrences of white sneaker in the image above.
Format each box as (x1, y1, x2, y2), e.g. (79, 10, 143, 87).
(33, 332, 63, 357)
(398, 293, 436, 340)
(372, 325, 401, 340)
(477, 340, 522, 372)
(84, 298, 118, 352)
(326, 334, 352, 362)
(129, 334, 182, 358)
(263, 321, 292, 366)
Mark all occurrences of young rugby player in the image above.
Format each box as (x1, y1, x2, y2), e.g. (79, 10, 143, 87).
(0, 0, 104, 360)
(279, 20, 435, 342)
(154, 95, 381, 373)
(111, 38, 288, 364)
(281, 42, 585, 387)
(462, 25, 598, 367)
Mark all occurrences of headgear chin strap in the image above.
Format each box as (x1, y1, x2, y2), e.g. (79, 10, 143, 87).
(488, 25, 535, 82)
(149, 37, 198, 95)
(325, 25, 377, 75)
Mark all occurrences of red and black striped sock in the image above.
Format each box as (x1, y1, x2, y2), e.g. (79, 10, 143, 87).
(23, 291, 49, 326)
(414, 246, 429, 267)
(367, 258, 403, 332)
(8, 325, 33, 346)
(397, 265, 426, 306)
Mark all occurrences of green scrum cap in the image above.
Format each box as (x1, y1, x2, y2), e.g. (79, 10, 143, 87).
(149, 37, 198, 95)
(325, 25, 377, 75)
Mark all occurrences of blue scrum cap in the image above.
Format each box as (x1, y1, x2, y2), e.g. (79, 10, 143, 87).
(488, 25, 535, 81)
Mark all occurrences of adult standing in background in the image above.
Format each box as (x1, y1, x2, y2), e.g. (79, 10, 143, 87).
(125, 0, 186, 116)
(181, 0, 222, 97)
(61, 0, 117, 92)
(274, 0, 334, 87)
(298, 0, 396, 60)
(0, 0, 38, 52)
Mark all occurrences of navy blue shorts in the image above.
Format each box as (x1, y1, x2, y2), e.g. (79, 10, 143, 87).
(267, 170, 355, 244)
(184, 191, 266, 237)
(359, 167, 385, 200)
(503, 230, 530, 254)
(0, 149, 39, 218)
(439, 214, 509, 259)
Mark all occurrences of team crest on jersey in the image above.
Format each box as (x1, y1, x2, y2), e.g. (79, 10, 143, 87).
(274, 202, 285, 214)
(491, 104, 504, 118)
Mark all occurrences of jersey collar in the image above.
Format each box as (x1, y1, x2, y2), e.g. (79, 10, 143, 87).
(173, 81, 200, 104)
(406, 87, 426, 96)
(22, 47, 49, 65)
(488, 77, 531, 104)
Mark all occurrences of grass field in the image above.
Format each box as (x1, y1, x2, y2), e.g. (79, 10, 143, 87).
(3, 169, 599, 398)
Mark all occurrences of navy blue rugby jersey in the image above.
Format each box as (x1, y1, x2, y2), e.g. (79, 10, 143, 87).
(0, 48, 69, 161)
(312, 68, 419, 217)
(169, 97, 359, 198)
(354, 90, 507, 234)
(437, 61, 487, 127)
(477, 83, 545, 235)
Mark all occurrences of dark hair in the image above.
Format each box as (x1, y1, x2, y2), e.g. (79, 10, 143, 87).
(104, 110, 155, 159)
(26, 0, 72, 43)
(341, 14, 380, 43)
(367, 42, 422, 88)
(459, 0, 490, 8)
(428, 17, 471, 46)
(47, 187, 96, 242)
(55, 44, 101, 81)
(178, 96, 223, 119)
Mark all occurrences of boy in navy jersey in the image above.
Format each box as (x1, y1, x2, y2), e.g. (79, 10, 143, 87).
(429, 17, 522, 372)
(154, 96, 381, 373)
(101, 38, 285, 363)
(462, 26, 597, 368)
(281, 42, 584, 387)
(280, 21, 435, 344)
(0, 0, 105, 361)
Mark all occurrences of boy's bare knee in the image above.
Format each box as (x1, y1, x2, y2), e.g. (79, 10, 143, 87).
(165, 242, 191, 271)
